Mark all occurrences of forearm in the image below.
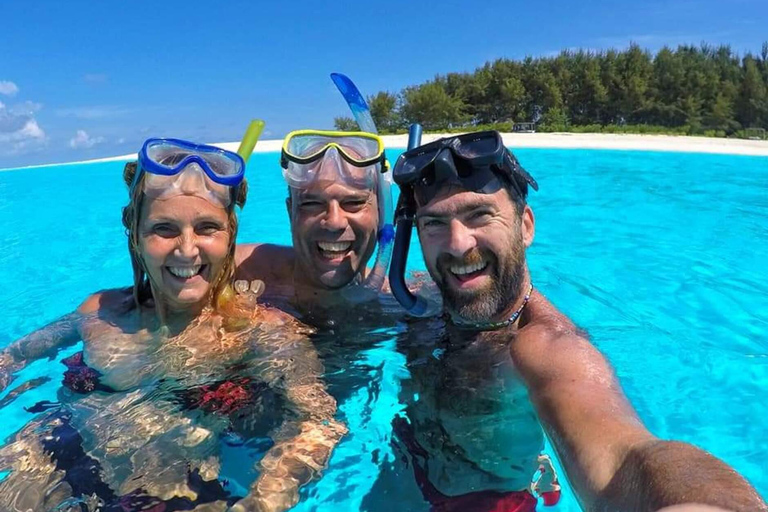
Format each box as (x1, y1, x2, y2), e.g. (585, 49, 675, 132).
(241, 419, 345, 512)
(235, 330, 346, 511)
(1, 313, 81, 392)
(4, 312, 81, 363)
(595, 440, 767, 512)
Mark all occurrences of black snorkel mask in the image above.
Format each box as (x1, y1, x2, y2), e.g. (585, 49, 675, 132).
(388, 128, 538, 316)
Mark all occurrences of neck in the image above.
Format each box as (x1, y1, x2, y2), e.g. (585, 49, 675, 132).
(291, 266, 359, 312)
(153, 296, 209, 336)
(448, 273, 533, 334)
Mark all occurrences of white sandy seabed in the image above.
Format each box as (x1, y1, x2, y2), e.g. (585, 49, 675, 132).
(6, 132, 768, 171)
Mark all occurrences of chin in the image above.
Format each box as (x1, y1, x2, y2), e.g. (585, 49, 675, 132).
(170, 288, 211, 306)
(318, 271, 356, 290)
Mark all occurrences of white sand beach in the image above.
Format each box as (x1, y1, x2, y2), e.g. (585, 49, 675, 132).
(5, 132, 768, 171)
(218, 132, 768, 157)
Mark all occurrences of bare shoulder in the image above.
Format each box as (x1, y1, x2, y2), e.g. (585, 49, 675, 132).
(76, 288, 133, 315)
(511, 291, 609, 385)
(235, 243, 295, 283)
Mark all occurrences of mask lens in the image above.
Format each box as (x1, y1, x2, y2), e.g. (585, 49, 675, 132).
(454, 132, 500, 158)
(146, 141, 188, 170)
(393, 147, 441, 184)
(200, 151, 239, 177)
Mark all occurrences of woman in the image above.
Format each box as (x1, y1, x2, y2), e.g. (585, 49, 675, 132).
(0, 138, 345, 512)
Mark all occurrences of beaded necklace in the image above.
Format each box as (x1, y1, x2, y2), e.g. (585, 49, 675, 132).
(450, 283, 533, 332)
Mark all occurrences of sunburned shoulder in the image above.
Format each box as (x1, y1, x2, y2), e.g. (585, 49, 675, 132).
(235, 243, 295, 283)
(76, 288, 134, 316)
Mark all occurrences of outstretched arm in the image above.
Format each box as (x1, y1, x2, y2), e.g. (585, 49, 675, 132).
(231, 315, 346, 512)
(1, 312, 81, 392)
(512, 297, 766, 512)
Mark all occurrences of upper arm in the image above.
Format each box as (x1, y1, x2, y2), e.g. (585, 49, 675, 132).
(512, 326, 654, 501)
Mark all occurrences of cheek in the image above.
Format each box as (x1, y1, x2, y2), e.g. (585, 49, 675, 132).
(352, 212, 378, 242)
(202, 234, 231, 263)
(293, 216, 317, 240)
(417, 231, 440, 266)
(140, 237, 173, 268)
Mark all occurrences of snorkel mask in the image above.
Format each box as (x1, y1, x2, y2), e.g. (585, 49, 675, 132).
(281, 130, 387, 189)
(281, 129, 395, 299)
(134, 138, 246, 208)
(131, 120, 264, 209)
(389, 128, 538, 316)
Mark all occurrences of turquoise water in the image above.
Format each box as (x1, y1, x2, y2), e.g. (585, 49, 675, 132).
(0, 149, 766, 510)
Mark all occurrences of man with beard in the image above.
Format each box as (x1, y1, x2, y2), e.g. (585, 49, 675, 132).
(387, 130, 766, 512)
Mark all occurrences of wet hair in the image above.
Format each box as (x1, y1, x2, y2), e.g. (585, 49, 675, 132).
(497, 170, 529, 215)
(121, 161, 248, 313)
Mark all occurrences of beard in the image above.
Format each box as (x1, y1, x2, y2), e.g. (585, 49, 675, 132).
(431, 235, 526, 323)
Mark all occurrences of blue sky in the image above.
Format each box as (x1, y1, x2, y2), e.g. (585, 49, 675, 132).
(1, 0, 766, 169)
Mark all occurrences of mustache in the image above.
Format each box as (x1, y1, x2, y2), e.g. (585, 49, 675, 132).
(437, 248, 490, 272)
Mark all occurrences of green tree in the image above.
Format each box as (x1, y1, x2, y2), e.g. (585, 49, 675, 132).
(736, 57, 767, 127)
(333, 117, 359, 131)
(367, 91, 399, 132)
(616, 43, 653, 123)
(400, 81, 465, 130)
(357, 42, 767, 136)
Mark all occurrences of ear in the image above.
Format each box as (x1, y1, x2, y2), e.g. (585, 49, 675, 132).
(521, 205, 535, 247)
(285, 196, 292, 221)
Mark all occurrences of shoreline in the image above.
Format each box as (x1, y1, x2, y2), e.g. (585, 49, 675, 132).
(3, 132, 767, 172)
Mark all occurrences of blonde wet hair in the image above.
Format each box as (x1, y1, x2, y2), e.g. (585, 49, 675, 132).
(121, 161, 248, 320)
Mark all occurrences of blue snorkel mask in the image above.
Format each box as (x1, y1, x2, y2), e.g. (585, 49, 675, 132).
(134, 138, 246, 208)
(389, 129, 537, 316)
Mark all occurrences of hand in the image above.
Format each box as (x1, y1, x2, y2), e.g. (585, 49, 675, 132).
(227, 475, 299, 512)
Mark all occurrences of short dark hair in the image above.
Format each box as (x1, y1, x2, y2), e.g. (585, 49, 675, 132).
(497, 169, 529, 214)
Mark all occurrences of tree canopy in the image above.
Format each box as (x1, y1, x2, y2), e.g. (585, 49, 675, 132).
(337, 43, 768, 137)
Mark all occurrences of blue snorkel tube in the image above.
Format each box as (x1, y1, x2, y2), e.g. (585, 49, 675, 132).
(389, 124, 433, 316)
(331, 73, 395, 300)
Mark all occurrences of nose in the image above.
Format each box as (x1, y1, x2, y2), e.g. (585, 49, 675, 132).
(318, 147, 344, 179)
(445, 219, 476, 258)
(175, 230, 200, 259)
(321, 200, 347, 231)
(177, 163, 207, 195)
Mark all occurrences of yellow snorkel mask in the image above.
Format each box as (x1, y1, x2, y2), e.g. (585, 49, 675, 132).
(280, 130, 388, 189)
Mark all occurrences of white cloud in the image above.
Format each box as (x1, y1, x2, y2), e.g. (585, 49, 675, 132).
(117, 137, 126, 144)
(0, 81, 19, 96)
(69, 129, 105, 149)
(0, 100, 47, 154)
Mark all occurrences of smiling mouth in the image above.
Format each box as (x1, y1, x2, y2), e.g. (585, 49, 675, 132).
(448, 260, 489, 283)
(166, 264, 207, 280)
(317, 241, 353, 260)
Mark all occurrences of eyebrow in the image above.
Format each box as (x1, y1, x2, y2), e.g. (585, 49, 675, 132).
(143, 214, 225, 224)
(418, 201, 493, 220)
(299, 192, 370, 201)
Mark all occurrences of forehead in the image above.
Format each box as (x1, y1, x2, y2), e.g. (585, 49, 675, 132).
(417, 185, 511, 217)
(141, 194, 229, 221)
(294, 180, 374, 201)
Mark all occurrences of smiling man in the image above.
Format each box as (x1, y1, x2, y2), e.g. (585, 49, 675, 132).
(388, 130, 766, 512)
(235, 130, 393, 321)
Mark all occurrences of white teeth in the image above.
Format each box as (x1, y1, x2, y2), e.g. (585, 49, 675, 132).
(450, 261, 488, 275)
(168, 265, 202, 278)
(318, 241, 352, 252)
